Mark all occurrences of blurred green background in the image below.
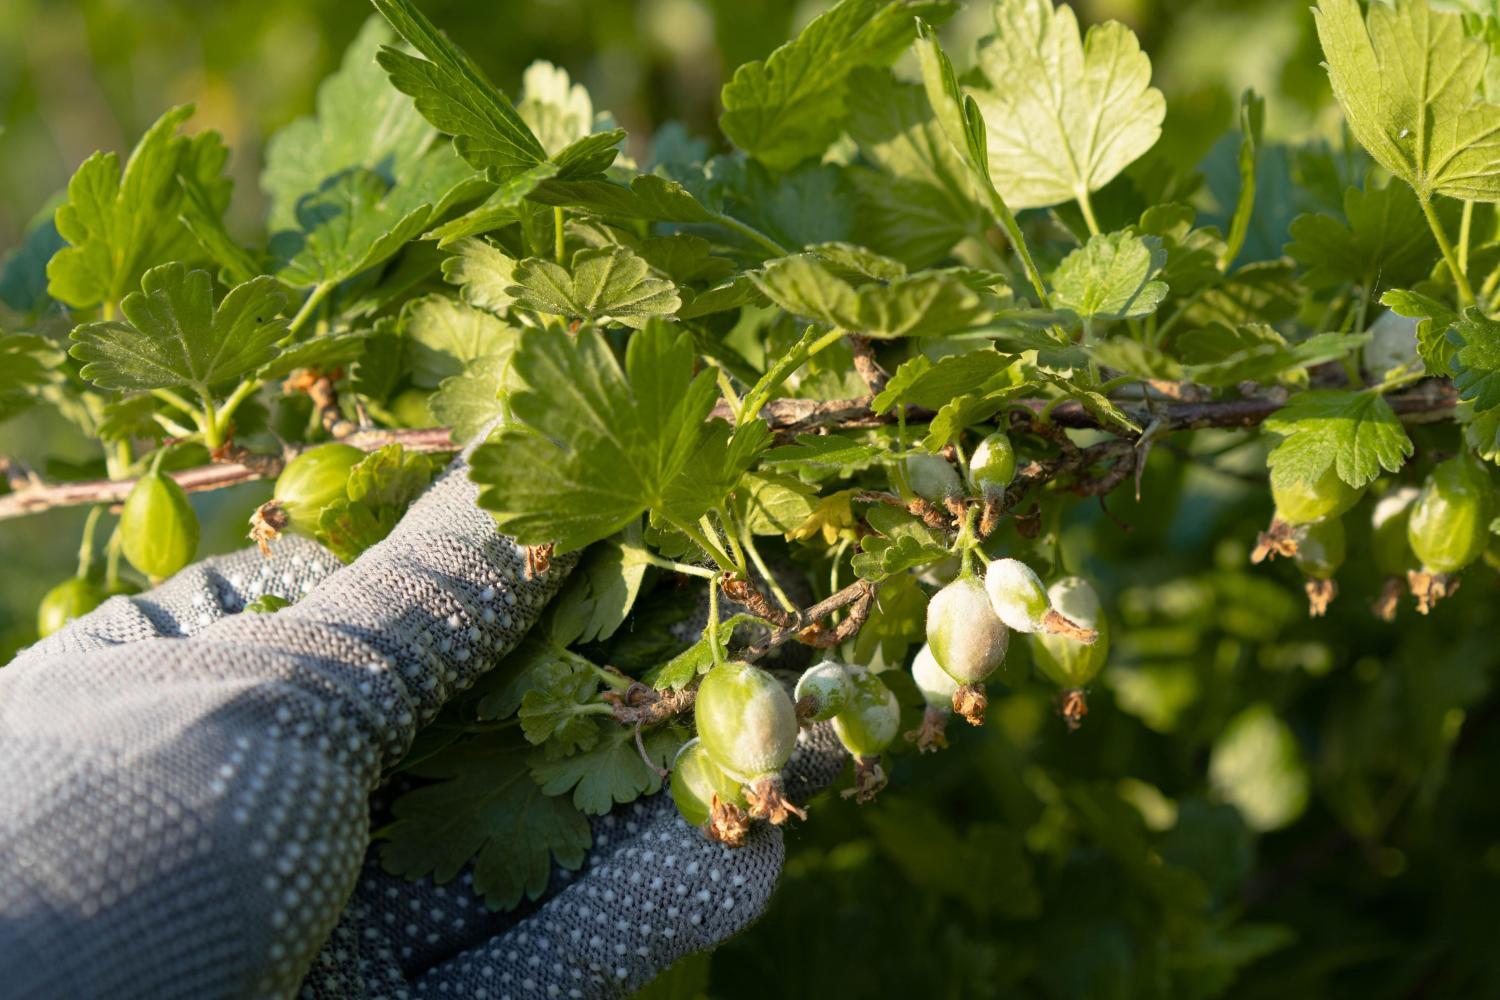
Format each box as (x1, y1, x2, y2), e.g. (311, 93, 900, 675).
(12, 2, 1500, 997)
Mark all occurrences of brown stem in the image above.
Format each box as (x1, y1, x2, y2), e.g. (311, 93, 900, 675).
(3, 384, 1458, 521)
(737, 579, 876, 662)
(0, 427, 456, 521)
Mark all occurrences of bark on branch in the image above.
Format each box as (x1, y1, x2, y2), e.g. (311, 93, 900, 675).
(0, 427, 455, 521)
(0, 383, 1457, 521)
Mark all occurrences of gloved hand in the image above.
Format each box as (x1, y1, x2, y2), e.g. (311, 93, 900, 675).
(0, 455, 846, 1000)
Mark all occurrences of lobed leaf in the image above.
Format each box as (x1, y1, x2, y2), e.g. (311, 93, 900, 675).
(70, 263, 288, 393)
(967, 0, 1165, 211)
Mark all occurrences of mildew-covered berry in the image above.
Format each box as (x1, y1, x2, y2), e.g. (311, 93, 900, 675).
(794, 659, 854, 722)
(906, 643, 957, 752)
(831, 667, 900, 803)
(670, 738, 750, 846)
(694, 660, 803, 824)
(984, 557, 1098, 641)
(926, 575, 1009, 726)
(1028, 576, 1108, 729)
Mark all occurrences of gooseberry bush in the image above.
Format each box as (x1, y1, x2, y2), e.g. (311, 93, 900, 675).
(9, 0, 1500, 992)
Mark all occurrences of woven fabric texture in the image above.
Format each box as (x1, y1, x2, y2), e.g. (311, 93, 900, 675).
(0, 459, 846, 999)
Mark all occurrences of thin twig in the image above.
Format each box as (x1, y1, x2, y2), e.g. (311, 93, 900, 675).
(0, 427, 455, 520)
(737, 579, 876, 662)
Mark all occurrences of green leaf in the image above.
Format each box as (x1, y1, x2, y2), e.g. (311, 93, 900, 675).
(718, 0, 954, 171)
(1091, 338, 1183, 381)
(659, 419, 772, 524)
(1180, 261, 1302, 329)
(637, 235, 736, 286)
(809, 242, 909, 282)
(1138, 203, 1226, 296)
(577, 521, 652, 642)
(48, 105, 231, 310)
(527, 174, 716, 225)
(851, 505, 951, 581)
(403, 294, 519, 388)
(872, 350, 1015, 413)
(1286, 179, 1436, 290)
(507, 247, 681, 322)
(352, 319, 406, 403)
(751, 254, 985, 338)
(1036, 372, 1143, 435)
(846, 68, 985, 267)
(1179, 324, 1366, 389)
(441, 237, 518, 314)
(95, 395, 165, 443)
(255, 331, 368, 381)
(271, 154, 474, 288)
(736, 472, 819, 535)
(517, 660, 604, 755)
(1382, 286, 1459, 374)
(380, 733, 591, 910)
(424, 162, 560, 246)
(967, 0, 1165, 211)
(516, 60, 597, 155)
(921, 393, 1011, 451)
(1315, 0, 1500, 201)
(761, 434, 889, 471)
(649, 613, 758, 690)
(1448, 309, 1500, 411)
(431, 354, 510, 443)
(470, 322, 719, 552)
(1264, 389, 1413, 489)
(0, 333, 64, 396)
(529, 723, 681, 816)
(370, 0, 549, 178)
(69, 263, 288, 393)
(244, 594, 292, 614)
(0, 216, 66, 319)
(315, 444, 436, 562)
(849, 569, 926, 667)
(1052, 231, 1169, 322)
(261, 17, 435, 233)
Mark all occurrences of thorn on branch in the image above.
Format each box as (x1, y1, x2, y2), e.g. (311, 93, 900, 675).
(721, 573, 799, 629)
(797, 580, 874, 648)
(846, 334, 890, 397)
(737, 578, 877, 662)
(610, 684, 696, 726)
(525, 543, 554, 578)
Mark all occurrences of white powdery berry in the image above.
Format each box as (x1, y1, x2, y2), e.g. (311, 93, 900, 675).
(831, 666, 901, 757)
(984, 557, 1051, 633)
(794, 660, 854, 721)
(925, 576, 1009, 684)
(910, 643, 959, 711)
(905, 453, 963, 503)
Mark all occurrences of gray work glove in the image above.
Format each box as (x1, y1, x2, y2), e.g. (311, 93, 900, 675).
(0, 456, 844, 999)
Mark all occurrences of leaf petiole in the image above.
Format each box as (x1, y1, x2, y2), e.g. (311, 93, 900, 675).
(738, 325, 846, 425)
(75, 505, 104, 580)
(633, 548, 718, 579)
(284, 281, 336, 343)
(710, 212, 791, 258)
(1419, 192, 1476, 308)
(707, 573, 723, 667)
